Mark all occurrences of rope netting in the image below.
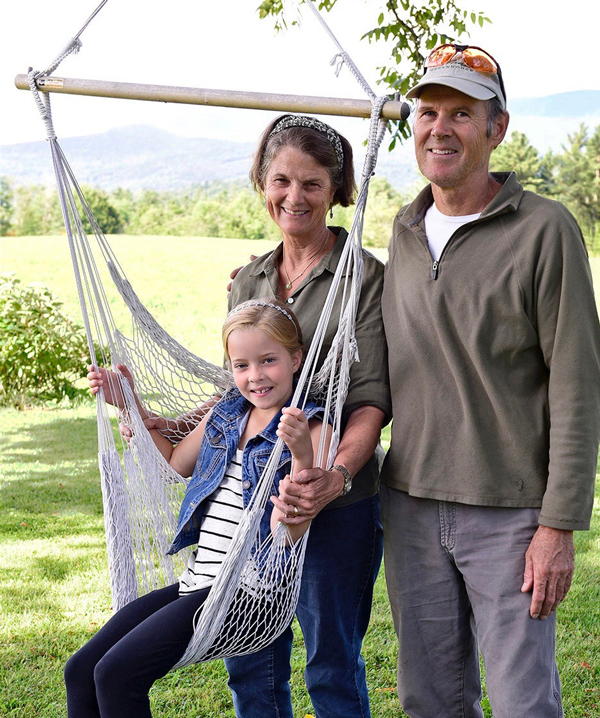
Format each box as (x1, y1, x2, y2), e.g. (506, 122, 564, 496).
(26, 0, 392, 666)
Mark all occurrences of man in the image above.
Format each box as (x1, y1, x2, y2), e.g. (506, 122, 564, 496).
(381, 44, 600, 717)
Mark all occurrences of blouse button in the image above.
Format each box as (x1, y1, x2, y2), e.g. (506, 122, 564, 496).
(287, 297, 294, 304)
(242, 480, 251, 490)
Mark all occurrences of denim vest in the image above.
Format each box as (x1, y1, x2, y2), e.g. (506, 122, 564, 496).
(167, 387, 324, 555)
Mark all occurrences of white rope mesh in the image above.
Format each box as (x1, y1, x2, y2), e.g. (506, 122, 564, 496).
(26, 0, 391, 666)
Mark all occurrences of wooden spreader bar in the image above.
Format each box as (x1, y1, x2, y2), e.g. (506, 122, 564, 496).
(15, 73, 411, 121)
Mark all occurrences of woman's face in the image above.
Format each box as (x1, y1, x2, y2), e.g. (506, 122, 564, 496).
(264, 146, 335, 242)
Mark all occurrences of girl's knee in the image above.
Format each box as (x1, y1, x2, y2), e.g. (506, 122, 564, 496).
(64, 647, 92, 688)
(93, 651, 127, 694)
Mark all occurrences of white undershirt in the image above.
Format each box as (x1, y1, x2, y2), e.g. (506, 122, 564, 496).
(424, 203, 481, 261)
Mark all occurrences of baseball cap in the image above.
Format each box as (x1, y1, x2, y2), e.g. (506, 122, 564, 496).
(407, 46, 506, 109)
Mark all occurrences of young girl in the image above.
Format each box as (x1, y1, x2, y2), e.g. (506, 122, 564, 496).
(66, 299, 330, 718)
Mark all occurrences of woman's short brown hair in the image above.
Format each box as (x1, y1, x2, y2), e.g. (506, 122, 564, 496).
(249, 114, 356, 207)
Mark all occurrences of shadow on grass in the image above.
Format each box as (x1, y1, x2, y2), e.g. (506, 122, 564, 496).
(0, 415, 99, 464)
(0, 414, 105, 541)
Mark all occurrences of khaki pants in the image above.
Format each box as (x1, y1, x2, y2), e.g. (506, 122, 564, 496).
(381, 485, 563, 718)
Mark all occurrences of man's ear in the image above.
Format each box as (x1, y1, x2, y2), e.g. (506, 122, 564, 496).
(492, 110, 510, 150)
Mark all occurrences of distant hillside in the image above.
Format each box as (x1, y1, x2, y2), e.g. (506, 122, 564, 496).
(2, 90, 599, 192)
(0, 126, 257, 191)
(509, 90, 600, 117)
(0, 124, 418, 193)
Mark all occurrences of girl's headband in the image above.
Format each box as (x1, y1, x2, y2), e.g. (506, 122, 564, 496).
(227, 300, 299, 337)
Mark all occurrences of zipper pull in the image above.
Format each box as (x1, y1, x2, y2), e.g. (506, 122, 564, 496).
(431, 260, 439, 280)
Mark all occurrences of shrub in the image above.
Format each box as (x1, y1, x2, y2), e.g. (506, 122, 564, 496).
(0, 274, 90, 408)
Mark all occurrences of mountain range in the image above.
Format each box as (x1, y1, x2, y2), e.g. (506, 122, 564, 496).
(2, 91, 599, 193)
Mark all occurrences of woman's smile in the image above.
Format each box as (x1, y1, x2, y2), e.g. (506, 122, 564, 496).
(264, 146, 335, 243)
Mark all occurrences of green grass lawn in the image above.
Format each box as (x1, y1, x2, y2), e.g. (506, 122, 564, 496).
(1, 237, 598, 353)
(0, 406, 598, 717)
(0, 236, 599, 716)
(1, 235, 284, 364)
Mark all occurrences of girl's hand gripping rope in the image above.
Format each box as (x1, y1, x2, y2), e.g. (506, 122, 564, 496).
(276, 407, 314, 470)
(87, 363, 135, 410)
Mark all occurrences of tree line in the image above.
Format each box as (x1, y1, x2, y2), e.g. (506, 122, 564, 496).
(1, 123, 599, 252)
(0, 175, 411, 249)
(490, 124, 600, 251)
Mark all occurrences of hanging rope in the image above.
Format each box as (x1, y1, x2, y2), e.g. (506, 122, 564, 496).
(304, 0, 378, 101)
(26, 0, 393, 666)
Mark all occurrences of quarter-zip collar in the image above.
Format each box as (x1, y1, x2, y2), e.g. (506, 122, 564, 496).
(399, 172, 523, 233)
(397, 173, 524, 280)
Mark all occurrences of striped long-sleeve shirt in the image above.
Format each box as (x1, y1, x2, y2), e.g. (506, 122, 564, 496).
(178, 449, 244, 594)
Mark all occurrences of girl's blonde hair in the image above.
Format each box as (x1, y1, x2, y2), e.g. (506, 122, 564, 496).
(223, 299, 304, 367)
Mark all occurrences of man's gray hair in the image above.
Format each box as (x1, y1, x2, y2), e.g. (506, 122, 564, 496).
(487, 97, 507, 138)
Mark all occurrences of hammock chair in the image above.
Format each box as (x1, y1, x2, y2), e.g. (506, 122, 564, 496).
(25, 0, 394, 668)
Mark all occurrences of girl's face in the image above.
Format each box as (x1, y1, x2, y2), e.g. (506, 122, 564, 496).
(227, 328, 301, 414)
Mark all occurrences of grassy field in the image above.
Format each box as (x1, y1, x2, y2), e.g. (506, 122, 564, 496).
(1, 235, 286, 365)
(0, 235, 599, 716)
(2, 236, 598, 355)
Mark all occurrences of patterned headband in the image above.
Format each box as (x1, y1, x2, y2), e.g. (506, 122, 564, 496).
(269, 114, 344, 172)
(227, 300, 299, 337)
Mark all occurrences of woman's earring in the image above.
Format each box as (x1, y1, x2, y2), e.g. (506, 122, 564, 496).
(329, 205, 333, 219)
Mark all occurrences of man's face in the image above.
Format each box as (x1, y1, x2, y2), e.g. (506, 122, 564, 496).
(413, 86, 505, 192)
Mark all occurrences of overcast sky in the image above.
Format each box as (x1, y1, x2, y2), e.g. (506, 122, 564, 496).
(1, 0, 599, 149)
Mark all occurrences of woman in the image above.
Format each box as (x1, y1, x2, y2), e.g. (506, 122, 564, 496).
(225, 114, 391, 718)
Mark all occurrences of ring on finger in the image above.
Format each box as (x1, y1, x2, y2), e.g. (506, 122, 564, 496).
(293, 505, 299, 517)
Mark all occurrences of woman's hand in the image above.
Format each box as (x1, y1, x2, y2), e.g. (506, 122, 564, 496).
(87, 363, 135, 410)
(277, 407, 313, 470)
(270, 474, 312, 543)
(272, 412, 334, 524)
(276, 405, 385, 521)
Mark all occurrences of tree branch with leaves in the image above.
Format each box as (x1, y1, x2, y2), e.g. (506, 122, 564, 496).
(257, 0, 490, 148)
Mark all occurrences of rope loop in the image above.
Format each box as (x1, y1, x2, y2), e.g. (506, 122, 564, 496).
(27, 68, 56, 140)
(330, 53, 345, 78)
(26, 0, 108, 138)
(360, 94, 390, 181)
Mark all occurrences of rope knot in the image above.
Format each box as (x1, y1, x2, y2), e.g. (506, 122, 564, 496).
(330, 53, 346, 78)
